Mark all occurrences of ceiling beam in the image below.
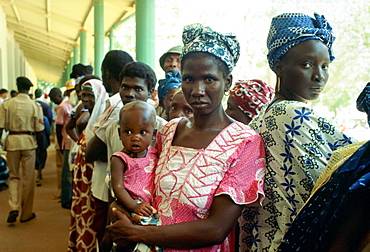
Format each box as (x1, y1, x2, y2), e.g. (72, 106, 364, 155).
(10, 0, 22, 23)
(81, 2, 94, 29)
(12, 28, 70, 50)
(46, 0, 51, 33)
(13, 34, 69, 59)
(20, 45, 66, 64)
(6, 17, 76, 44)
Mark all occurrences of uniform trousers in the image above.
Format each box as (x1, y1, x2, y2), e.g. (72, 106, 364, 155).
(7, 149, 36, 221)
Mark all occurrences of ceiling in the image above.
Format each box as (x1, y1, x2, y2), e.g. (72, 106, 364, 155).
(0, 0, 136, 84)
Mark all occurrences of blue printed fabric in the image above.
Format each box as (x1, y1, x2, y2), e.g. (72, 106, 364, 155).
(278, 141, 370, 252)
(181, 23, 240, 73)
(0, 154, 9, 183)
(356, 82, 370, 126)
(239, 100, 355, 252)
(267, 13, 335, 69)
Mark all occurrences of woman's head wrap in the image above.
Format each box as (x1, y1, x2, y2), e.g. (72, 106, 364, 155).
(356, 82, 370, 126)
(181, 23, 240, 73)
(81, 79, 109, 141)
(157, 71, 182, 100)
(267, 13, 335, 70)
(230, 79, 274, 119)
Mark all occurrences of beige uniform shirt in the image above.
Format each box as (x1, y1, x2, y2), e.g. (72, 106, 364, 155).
(0, 93, 44, 151)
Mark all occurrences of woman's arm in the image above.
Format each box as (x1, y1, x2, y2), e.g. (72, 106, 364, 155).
(65, 117, 79, 142)
(111, 156, 152, 216)
(76, 111, 90, 134)
(107, 194, 244, 249)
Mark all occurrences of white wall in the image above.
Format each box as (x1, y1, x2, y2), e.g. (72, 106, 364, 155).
(0, 7, 8, 90)
(0, 7, 37, 92)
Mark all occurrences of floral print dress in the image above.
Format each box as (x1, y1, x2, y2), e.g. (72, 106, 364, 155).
(241, 100, 355, 252)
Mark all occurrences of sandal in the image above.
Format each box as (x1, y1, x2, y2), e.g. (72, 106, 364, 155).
(20, 213, 36, 223)
(7, 210, 19, 223)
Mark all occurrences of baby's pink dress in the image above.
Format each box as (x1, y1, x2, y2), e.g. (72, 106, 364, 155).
(112, 146, 157, 203)
(154, 118, 266, 252)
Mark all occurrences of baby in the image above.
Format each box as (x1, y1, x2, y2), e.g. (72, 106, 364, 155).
(105, 100, 161, 251)
(111, 100, 158, 218)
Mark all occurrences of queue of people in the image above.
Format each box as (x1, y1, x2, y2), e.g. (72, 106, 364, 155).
(0, 11, 368, 252)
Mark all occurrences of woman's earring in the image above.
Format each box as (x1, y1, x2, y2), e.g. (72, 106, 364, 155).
(224, 90, 230, 96)
(277, 77, 281, 92)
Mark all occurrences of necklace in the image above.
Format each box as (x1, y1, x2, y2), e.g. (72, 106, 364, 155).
(122, 148, 147, 158)
(266, 97, 285, 112)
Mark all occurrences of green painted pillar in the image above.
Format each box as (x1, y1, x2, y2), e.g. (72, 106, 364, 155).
(62, 68, 67, 88)
(73, 45, 79, 66)
(109, 28, 114, 51)
(58, 73, 64, 88)
(80, 29, 88, 64)
(94, 0, 104, 78)
(68, 58, 73, 77)
(136, 0, 155, 69)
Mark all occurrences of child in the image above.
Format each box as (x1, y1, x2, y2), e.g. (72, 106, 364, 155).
(168, 88, 194, 120)
(111, 100, 157, 217)
(157, 71, 182, 120)
(107, 100, 161, 252)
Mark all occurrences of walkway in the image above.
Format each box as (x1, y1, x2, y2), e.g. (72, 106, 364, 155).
(0, 142, 70, 252)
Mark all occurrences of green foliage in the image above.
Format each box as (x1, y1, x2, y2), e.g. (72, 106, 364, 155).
(37, 79, 56, 95)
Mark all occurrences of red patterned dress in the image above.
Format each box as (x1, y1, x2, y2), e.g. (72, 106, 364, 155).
(68, 132, 97, 251)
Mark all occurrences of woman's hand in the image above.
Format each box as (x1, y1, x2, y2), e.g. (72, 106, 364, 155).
(106, 207, 138, 248)
(107, 195, 244, 250)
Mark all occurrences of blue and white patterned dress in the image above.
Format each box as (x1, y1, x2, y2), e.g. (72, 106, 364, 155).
(239, 100, 355, 252)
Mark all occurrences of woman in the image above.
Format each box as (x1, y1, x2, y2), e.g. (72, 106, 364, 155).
(168, 88, 194, 120)
(68, 79, 108, 251)
(226, 79, 274, 124)
(106, 23, 265, 252)
(66, 75, 101, 171)
(157, 71, 182, 120)
(278, 83, 370, 252)
(242, 13, 356, 251)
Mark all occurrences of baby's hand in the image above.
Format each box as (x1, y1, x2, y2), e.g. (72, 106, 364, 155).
(133, 202, 153, 217)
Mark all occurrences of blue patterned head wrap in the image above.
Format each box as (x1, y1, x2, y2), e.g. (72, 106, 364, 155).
(267, 13, 336, 70)
(158, 71, 182, 100)
(356, 82, 370, 126)
(181, 23, 240, 73)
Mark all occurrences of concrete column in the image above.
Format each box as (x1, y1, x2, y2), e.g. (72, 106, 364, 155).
(109, 28, 114, 51)
(135, 0, 155, 69)
(80, 29, 88, 64)
(62, 69, 67, 88)
(73, 45, 79, 66)
(65, 59, 72, 86)
(94, 0, 104, 78)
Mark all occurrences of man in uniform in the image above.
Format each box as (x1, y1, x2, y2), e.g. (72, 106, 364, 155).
(0, 77, 44, 223)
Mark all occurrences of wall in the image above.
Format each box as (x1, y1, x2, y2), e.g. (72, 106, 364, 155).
(0, 7, 37, 92)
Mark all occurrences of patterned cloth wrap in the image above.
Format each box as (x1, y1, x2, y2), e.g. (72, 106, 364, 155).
(130, 200, 163, 252)
(267, 13, 336, 69)
(0, 154, 9, 183)
(157, 71, 182, 100)
(230, 79, 274, 119)
(181, 23, 240, 73)
(356, 82, 370, 126)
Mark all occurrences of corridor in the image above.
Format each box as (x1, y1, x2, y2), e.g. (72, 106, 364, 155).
(0, 142, 70, 252)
